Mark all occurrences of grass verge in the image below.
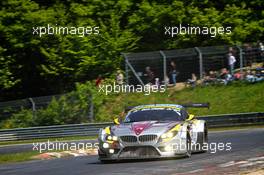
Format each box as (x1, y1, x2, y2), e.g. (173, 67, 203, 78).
(97, 81, 264, 121)
(0, 151, 39, 164)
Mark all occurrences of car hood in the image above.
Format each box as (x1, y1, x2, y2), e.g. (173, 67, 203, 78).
(111, 121, 182, 136)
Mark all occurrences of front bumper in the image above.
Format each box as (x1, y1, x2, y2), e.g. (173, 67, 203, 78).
(98, 136, 188, 160)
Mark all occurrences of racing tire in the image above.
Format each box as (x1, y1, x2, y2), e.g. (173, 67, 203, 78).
(201, 124, 208, 153)
(185, 132, 192, 157)
(100, 159, 115, 164)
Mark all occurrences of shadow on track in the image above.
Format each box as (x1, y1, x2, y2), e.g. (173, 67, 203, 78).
(88, 155, 193, 165)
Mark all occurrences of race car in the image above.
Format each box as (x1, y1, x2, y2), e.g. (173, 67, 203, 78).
(98, 103, 209, 162)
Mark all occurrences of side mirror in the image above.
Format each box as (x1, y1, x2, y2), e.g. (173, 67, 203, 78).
(113, 117, 121, 125)
(187, 114, 195, 120)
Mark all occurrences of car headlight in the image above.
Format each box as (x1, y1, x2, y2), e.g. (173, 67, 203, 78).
(161, 130, 178, 139)
(160, 124, 181, 142)
(106, 135, 118, 141)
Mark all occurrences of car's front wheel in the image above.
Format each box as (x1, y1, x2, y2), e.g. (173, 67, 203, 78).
(185, 132, 192, 157)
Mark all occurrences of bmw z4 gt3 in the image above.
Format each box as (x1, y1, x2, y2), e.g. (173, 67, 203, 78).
(98, 103, 208, 162)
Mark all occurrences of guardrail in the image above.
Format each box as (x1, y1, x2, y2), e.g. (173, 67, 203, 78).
(0, 112, 263, 141)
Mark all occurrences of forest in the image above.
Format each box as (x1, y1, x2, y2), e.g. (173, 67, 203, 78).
(0, 0, 263, 101)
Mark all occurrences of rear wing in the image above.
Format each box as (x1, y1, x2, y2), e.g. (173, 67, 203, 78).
(125, 103, 210, 112)
(182, 103, 210, 109)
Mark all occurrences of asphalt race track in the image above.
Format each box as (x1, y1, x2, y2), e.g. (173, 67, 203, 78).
(0, 128, 263, 175)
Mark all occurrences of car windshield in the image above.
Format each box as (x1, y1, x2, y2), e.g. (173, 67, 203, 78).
(124, 109, 184, 122)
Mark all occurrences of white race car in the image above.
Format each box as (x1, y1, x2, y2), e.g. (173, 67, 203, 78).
(98, 103, 209, 162)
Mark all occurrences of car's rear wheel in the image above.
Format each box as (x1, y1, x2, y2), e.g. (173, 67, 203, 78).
(204, 124, 208, 143)
(185, 132, 192, 157)
(201, 124, 208, 153)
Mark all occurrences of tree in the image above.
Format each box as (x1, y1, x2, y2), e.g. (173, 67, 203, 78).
(0, 0, 263, 100)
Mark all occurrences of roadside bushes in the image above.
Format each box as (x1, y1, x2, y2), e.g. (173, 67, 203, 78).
(0, 81, 111, 129)
(1, 110, 34, 128)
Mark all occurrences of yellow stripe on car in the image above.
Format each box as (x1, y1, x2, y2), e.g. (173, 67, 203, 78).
(104, 127, 114, 143)
(104, 126, 111, 135)
(161, 124, 181, 142)
(170, 124, 181, 132)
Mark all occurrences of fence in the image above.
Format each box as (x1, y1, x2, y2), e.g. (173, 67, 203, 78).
(0, 112, 263, 141)
(0, 95, 62, 120)
(123, 44, 264, 85)
(0, 94, 94, 121)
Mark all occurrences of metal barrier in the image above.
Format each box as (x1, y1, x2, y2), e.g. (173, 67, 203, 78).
(0, 112, 263, 141)
(201, 112, 264, 128)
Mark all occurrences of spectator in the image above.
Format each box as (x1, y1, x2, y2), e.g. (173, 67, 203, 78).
(187, 73, 197, 87)
(259, 42, 264, 52)
(219, 68, 228, 79)
(228, 47, 233, 53)
(228, 53, 236, 75)
(245, 70, 256, 83)
(218, 68, 227, 85)
(145, 66, 155, 84)
(259, 42, 264, 59)
(95, 75, 103, 87)
(244, 70, 263, 83)
(256, 65, 264, 77)
(223, 70, 233, 85)
(233, 72, 241, 80)
(116, 70, 124, 85)
(163, 75, 170, 86)
(209, 71, 217, 80)
(155, 78, 160, 87)
(169, 61, 178, 86)
(202, 71, 215, 85)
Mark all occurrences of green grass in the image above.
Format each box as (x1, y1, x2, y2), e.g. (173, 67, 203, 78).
(0, 136, 97, 146)
(0, 151, 39, 164)
(0, 136, 97, 164)
(0, 148, 70, 164)
(97, 81, 264, 121)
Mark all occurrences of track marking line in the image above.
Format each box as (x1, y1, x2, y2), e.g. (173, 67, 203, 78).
(218, 161, 236, 168)
(247, 156, 264, 161)
(239, 163, 255, 168)
(255, 161, 264, 164)
(218, 155, 264, 169)
(46, 152, 62, 158)
(185, 169, 204, 174)
(239, 160, 264, 168)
